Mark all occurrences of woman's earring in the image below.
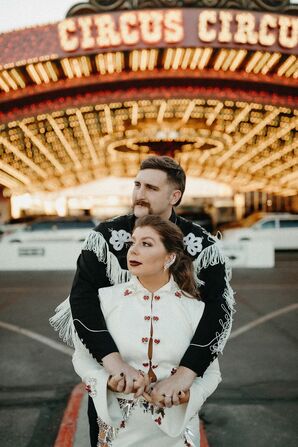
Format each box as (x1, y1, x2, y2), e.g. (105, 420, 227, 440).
(163, 254, 176, 271)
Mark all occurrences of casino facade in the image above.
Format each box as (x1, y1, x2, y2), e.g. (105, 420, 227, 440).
(0, 0, 297, 221)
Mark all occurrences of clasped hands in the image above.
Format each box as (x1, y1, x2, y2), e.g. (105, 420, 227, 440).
(103, 353, 195, 408)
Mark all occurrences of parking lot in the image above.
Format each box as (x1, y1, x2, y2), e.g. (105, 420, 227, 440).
(0, 252, 297, 447)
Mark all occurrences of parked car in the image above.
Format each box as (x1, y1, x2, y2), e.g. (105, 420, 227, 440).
(1, 216, 98, 243)
(222, 212, 298, 250)
(0, 215, 43, 238)
(176, 209, 214, 233)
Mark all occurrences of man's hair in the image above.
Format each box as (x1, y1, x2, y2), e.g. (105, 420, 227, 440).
(140, 156, 186, 206)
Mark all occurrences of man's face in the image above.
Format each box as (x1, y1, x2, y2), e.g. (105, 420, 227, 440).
(132, 169, 181, 219)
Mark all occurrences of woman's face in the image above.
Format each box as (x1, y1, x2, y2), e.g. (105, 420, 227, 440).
(127, 226, 171, 277)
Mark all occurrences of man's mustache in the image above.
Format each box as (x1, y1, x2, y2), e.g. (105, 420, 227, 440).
(133, 200, 150, 208)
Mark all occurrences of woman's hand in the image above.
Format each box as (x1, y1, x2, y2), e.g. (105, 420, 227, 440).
(107, 370, 150, 397)
(103, 353, 144, 394)
(149, 366, 195, 407)
(147, 389, 190, 408)
(107, 373, 126, 392)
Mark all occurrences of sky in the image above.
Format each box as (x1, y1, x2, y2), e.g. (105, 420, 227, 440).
(1, 0, 298, 34)
(0, 0, 87, 33)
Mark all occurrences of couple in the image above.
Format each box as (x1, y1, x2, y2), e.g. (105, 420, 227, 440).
(51, 156, 235, 446)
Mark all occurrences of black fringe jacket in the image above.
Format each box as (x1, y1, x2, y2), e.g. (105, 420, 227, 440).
(69, 211, 235, 377)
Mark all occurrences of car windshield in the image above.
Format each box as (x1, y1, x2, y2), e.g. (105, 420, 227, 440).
(236, 213, 266, 228)
(29, 219, 95, 231)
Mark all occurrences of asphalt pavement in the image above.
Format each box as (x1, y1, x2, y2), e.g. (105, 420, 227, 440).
(0, 252, 297, 447)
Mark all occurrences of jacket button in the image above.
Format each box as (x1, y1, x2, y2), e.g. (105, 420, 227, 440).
(144, 316, 150, 321)
(142, 337, 148, 343)
(153, 316, 159, 321)
(154, 339, 160, 344)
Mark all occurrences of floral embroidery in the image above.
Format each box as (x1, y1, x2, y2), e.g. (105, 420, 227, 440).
(183, 233, 203, 256)
(124, 289, 132, 296)
(175, 291, 182, 298)
(155, 416, 162, 425)
(109, 229, 131, 251)
(85, 377, 97, 398)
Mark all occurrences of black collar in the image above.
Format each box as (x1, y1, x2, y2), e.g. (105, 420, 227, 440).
(169, 208, 178, 225)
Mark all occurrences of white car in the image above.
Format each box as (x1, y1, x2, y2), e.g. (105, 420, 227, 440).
(1, 217, 98, 243)
(222, 212, 298, 250)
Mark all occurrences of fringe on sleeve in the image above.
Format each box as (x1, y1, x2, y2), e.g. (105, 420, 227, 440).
(193, 237, 235, 355)
(49, 297, 77, 347)
(82, 230, 131, 285)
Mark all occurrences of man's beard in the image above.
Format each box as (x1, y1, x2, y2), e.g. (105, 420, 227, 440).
(133, 200, 153, 215)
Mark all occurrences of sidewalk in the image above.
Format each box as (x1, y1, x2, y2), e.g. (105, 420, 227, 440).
(53, 383, 210, 447)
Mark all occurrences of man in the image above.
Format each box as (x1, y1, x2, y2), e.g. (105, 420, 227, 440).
(55, 156, 234, 445)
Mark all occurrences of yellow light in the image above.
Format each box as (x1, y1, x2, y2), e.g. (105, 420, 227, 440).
(45, 61, 58, 81)
(0, 74, 10, 92)
(164, 48, 174, 70)
(190, 48, 202, 70)
(229, 49, 247, 71)
(72, 58, 82, 77)
(172, 48, 183, 70)
(261, 52, 281, 75)
(214, 49, 228, 71)
(181, 48, 192, 69)
(222, 49, 237, 71)
(2, 70, 18, 89)
(26, 64, 42, 84)
(10, 68, 26, 88)
(95, 54, 106, 75)
(245, 51, 263, 73)
(285, 60, 298, 77)
(19, 122, 65, 174)
(198, 48, 212, 69)
(253, 52, 271, 74)
(140, 49, 148, 71)
(61, 58, 74, 79)
(277, 55, 296, 76)
(36, 63, 50, 83)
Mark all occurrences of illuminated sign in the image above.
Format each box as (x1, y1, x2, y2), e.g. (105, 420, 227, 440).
(0, 8, 297, 69)
(58, 9, 298, 53)
(58, 10, 184, 51)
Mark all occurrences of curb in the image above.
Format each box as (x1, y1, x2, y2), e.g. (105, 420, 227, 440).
(200, 421, 210, 447)
(54, 383, 210, 447)
(54, 383, 85, 447)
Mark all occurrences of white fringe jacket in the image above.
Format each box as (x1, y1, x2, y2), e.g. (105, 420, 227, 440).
(72, 276, 222, 446)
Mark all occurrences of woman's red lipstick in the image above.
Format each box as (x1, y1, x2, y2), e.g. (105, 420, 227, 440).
(129, 260, 142, 266)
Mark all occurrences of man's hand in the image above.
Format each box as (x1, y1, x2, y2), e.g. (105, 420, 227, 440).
(103, 352, 147, 395)
(150, 366, 196, 408)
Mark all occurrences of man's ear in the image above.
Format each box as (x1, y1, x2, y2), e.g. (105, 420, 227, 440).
(170, 190, 182, 206)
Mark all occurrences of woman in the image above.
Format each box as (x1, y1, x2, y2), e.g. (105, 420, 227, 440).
(61, 215, 221, 446)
